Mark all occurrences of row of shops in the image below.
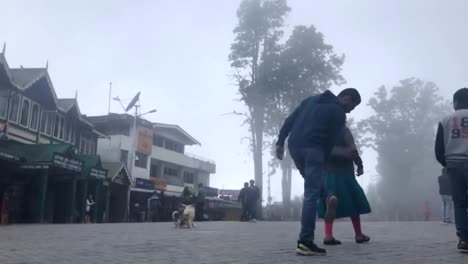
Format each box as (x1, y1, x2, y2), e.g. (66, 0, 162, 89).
(0, 140, 131, 224)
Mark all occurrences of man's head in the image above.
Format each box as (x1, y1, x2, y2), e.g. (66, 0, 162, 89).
(198, 183, 203, 188)
(244, 182, 249, 188)
(337, 88, 361, 113)
(249, 179, 255, 186)
(453, 88, 468, 110)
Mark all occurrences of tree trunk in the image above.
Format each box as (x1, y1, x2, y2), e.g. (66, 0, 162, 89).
(252, 107, 265, 220)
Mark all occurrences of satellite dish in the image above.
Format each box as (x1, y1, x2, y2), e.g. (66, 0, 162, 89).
(125, 92, 140, 112)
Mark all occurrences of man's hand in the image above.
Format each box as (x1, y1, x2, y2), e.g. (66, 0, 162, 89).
(276, 145, 284, 160)
(356, 166, 364, 177)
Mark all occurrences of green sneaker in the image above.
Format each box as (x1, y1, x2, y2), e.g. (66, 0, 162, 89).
(296, 242, 326, 256)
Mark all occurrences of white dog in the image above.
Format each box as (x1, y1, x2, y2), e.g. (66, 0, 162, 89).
(173, 204, 196, 229)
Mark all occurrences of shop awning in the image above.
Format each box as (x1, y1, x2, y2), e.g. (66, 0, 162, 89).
(0, 140, 83, 173)
(79, 155, 108, 180)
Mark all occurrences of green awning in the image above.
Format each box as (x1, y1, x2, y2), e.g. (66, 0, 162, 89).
(0, 140, 83, 172)
(0, 146, 21, 162)
(79, 155, 108, 180)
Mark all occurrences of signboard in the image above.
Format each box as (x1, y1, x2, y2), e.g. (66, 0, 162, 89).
(135, 177, 155, 190)
(152, 177, 167, 190)
(137, 127, 153, 156)
(0, 150, 19, 162)
(52, 153, 82, 172)
(113, 170, 129, 185)
(90, 168, 107, 180)
(219, 189, 240, 197)
(20, 164, 49, 170)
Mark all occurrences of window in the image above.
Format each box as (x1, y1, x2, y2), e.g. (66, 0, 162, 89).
(0, 93, 8, 118)
(71, 123, 76, 144)
(65, 119, 72, 142)
(8, 95, 20, 123)
(30, 104, 39, 131)
(40, 111, 47, 133)
(53, 114, 60, 138)
(20, 99, 30, 127)
(80, 140, 86, 155)
(150, 164, 158, 177)
(164, 167, 178, 177)
(135, 152, 148, 168)
(153, 135, 164, 147)
(120, 150, 129, 164)
(165, 139, 183, 153)
(46, 112, 54, 136)
(59, 116, 65, 140)
(183, 171, 194, 184)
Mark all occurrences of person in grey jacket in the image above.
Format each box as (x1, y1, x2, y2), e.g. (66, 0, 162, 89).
(435, 87, 468, 252)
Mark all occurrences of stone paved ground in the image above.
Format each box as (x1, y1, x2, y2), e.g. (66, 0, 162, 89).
(0, 221, 466, 264)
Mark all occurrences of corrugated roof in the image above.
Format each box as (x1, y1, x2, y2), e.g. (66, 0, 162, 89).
(57, 98, 77, 111)
(9, 68, 46, 89)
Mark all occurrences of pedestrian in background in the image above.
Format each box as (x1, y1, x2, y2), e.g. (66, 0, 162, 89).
(247, 180, 260, 222)
(435, 87, 468, 252)
(195, 183, 206, 221)
(238, 182, 250, 221)
(85, 195, 95, 224)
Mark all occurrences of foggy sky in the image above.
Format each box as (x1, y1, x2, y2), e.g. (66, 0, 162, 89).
(1, 0, 468, 202)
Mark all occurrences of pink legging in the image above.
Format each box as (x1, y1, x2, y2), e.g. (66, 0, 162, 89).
(325, 215, 362, 237)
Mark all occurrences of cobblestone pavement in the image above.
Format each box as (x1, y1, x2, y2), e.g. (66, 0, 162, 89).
(0, 221, 466, 264)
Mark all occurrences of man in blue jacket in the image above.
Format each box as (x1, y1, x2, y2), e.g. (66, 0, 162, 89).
(276, 88, 361, 256)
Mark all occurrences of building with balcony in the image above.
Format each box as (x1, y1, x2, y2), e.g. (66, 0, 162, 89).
(87, 114, 217, 200)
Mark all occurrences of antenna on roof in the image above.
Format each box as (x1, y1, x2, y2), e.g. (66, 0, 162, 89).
(2, 42, 5, 54)
(75, 90, 78, 100)
(125, 92, 140, 112)
(46, 60, 48, 70)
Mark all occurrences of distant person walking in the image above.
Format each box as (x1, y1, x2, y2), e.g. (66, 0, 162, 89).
(85, 195, 95, 224)
(438, 169, 453, 223)
(238, 182, 250, 221)
(181, 187, 193, 205)
(276, 88, 361, 256)
(317, 126, 371, 245)
(195, 183, 206, 221)
(435, 87, 468, 252)
(247, 180, 260, 222)
(421, 201, 432, 221)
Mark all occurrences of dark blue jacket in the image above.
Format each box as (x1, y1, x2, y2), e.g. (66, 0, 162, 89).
(276, 90, 346, 159)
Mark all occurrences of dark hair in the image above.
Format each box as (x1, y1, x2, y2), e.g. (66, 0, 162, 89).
(338, 88, 361, 105)
(453, 88, 468, 109)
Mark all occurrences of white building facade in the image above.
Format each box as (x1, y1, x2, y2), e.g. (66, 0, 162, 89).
(88, 114, 216, 196)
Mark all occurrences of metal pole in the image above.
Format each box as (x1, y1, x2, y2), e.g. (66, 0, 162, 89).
(126, 105, 138, 221)
(130, 105, 138, 176)
(108, 82, 112, 115)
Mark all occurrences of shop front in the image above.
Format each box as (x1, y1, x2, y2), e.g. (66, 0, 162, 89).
(79, 155, 108, 223)
(19, 150, 83, 223)
(102, 162, 131, 223)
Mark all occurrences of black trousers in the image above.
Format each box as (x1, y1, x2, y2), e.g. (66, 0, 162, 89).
(447, 163, 468, 241)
